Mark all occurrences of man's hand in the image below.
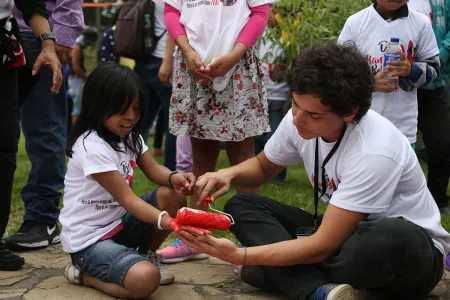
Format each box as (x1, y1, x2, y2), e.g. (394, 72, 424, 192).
(55, 45, 72, 65)
(32, 40, 62, 94)
(386, 51, 412, 77)
(158, 59, 173, 85)
(374, 69, 397, 93)
(177, 230, 244, 265)
(194, 170, 231, 205)
(184, 49, 212, 83)
(170, 172, 197, 196)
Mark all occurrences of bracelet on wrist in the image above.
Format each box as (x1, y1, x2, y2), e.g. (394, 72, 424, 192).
(157, 211, 169, 230)
(168, 171, 178, 189)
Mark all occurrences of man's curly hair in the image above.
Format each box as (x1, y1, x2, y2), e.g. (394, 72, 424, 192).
(286, 41, 375, 121)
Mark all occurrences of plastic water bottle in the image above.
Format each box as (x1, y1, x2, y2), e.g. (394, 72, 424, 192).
(383, 38, 401, 87)
(144, 14, 153, 53)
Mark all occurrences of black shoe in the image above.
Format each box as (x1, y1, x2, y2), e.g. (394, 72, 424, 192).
(5, 221, 60, 251)
(0, 242, 25, 270)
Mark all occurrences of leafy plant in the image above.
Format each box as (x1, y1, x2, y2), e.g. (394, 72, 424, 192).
(264, 0, 372, 66)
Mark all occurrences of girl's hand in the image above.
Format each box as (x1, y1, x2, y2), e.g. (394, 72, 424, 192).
(158, 59, 173, 85)
(177, 230, 244, 265)
(171, 172, 196, 195)
(375, 69, 397, 93)
(204, 54, 239, 78)
(184, 50, 212, 83)
(386, 51, 412, 77)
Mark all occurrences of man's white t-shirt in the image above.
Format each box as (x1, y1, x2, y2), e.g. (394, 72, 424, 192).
(259, 34, 290, 101)
(338, 5, 439, 143)
(164, 0, 278, 91)
(152, 0, 168, 58)
(265, 109, 450, 255)
(59, 131, 148, 253)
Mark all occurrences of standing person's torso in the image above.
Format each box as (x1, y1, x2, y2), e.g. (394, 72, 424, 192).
(338, 5, 439, 143)
(259, 34, 289, 101)
(165, 0, 255, 91)
(265, 109, 450, 256)
(59, 131, 148, 253)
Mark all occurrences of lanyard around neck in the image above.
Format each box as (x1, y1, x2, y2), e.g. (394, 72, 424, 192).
(313, 126, 346, 231)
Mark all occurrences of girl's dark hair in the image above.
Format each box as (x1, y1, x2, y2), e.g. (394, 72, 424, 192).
(286, 41, 375, 121)
(66, 61, 148, 158)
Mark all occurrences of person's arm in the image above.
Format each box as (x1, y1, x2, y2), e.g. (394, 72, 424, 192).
(158, 34, 176, 85)
(395, 54, 440, 92)
(91, 171, 172, 230)
(71, 45, 86, 78)
(205, 4, 269, 78)
(137, 151, 196, 195)
(14, 1, 62, 93)
(50, 0, 84, 49)
(164, 3, 211, 83)
(183, 154, 403, 266)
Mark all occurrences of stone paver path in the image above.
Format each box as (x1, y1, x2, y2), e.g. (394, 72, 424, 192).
(0, 244, 449, 300)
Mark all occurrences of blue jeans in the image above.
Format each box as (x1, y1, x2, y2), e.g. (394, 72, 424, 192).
(19, 32, 67, 225)
(254, 100, 287, 182)
(70, 189, 159, 286)
(134, 55, 176, 171)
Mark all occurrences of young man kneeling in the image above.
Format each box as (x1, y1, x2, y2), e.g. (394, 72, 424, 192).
(177, 42, 450, 300)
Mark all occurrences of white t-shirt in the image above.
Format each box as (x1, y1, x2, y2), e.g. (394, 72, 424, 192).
(408, 0, 433, 20)
(164, 0, 278, 91)
(259, 34, 290, 101)
(265, 109, 450, 256)
(152, 0, 168, 58)
(0, 0, 13, 20)
(59, 131, 148, 253)
(338, 5, 439, 143)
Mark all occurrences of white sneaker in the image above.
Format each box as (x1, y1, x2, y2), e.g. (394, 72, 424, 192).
(1, 229, 8, 241)
(147, 251, 175, 285)
(64, 262, 82, 285)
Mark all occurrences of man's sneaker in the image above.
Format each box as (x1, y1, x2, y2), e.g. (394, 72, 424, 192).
(1, 229, 7, 241)
(147, 251, 175, 285)
(5, 222, 60, 251)
(64, 262, 83, 285)
(0, 242, 25, 271)
(308, 283, 357, 300)
(157, 239, 208, 263)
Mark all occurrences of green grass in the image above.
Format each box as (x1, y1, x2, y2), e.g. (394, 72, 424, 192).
(9, 135, 450, 242)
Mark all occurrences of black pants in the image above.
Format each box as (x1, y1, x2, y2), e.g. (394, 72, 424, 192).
(418, 87, 450, 208)
(225, 193, 443, 300)
(0, 67, 19, 237)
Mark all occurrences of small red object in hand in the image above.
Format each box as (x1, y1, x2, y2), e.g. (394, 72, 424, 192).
(170, 207, 231, 233)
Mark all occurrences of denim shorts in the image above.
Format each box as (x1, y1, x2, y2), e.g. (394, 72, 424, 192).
(70, 189, 159, 286)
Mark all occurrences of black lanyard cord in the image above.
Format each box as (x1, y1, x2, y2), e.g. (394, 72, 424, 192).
(313, 126, 347, 230)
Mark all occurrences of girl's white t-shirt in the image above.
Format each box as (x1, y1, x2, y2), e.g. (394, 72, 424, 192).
(338, 5, 439, 144)
(59, 131, 148, 253)
(265, 109, 450, 256)
(164, 0, 278, 91)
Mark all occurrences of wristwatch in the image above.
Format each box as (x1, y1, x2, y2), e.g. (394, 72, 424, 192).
(36, 33, 57, 45)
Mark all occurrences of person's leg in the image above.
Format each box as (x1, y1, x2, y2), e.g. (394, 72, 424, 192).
(6, 32, 67, 251)
(321, 218, 443, 300)
(225, 193, 329, 299)
(153, 108, 165, 153)
(0, 67, 25, 270)
(68, 239, 160, 298)
(69, 77, 83, 125)
(267, 100, 287, 182)
(417, 87, 450, 210)
(157, 138, 220, 263)
(176, 136, 193, 173)
(226, 137, 259, 194)
(141, 87, 161, 146)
